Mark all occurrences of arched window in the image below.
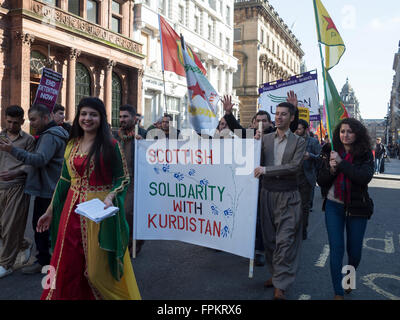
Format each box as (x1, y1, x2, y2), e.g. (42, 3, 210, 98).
(111, 72, 122, 128)
(30, 51, 47, 76)
(75, 63, 91, 107)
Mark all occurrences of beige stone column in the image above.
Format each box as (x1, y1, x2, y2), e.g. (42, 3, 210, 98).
(11, 32, 34, 132)
(59, 0, 67, 10)
(104, 59, 116, 124)
(66, 48, 80, 122)
(121, 1, 130, 37)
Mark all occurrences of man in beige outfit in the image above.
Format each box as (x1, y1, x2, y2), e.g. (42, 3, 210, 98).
(0, 105, 35, 278)
(254, 98, 306, 300)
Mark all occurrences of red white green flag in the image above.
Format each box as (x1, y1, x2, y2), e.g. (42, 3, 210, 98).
(159, 15, 206, 77)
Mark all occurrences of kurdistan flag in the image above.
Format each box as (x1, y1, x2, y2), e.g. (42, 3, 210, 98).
(324, 70, 349, 136)
(313, 0, 346, 70)
(181, 38, 219, 135)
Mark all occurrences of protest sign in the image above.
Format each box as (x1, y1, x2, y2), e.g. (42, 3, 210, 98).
(259, 71, 320, 122)
(133, 139, 260, 259)
(33, 68, 62, 112)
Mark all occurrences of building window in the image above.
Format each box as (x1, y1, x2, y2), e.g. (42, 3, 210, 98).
(112, 72, 122, 128)
(194, 16, 199, 33)
(111, 16, 121, 33)
(225, 71, 230, 93)
(208, 24, 212, 41)
(260, 29, 264, 43)
(75, 63, 91, 108)
(87, 0, 99, 24)
(225, 37, 230, 54)
(226, 6, 230, 25)
(233, 64, 241, 88)
(111, 0, 122, 33)
(68, 0, 80, 16)
(234, 28, 241, 42)
(158, 0, 165, 15)
(30, 51, 47, 76)
(209, 0, 216, 11)
(112, 0, 121, 13)
(166, 96, 180, 113)
(219, 32, 223, 47)
(43, 0, 57, 6)
(178, 5, 184, 24)
(217, 68, 222, 92)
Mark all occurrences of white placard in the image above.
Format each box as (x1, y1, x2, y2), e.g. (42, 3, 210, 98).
(259, 71, 320, 122)
(133, 139, 260, 259)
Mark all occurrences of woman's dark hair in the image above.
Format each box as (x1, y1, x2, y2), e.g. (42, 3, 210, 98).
(297, 119, 309, 130)
(69, 97, 115, 176)
(332, 118, 372, 158)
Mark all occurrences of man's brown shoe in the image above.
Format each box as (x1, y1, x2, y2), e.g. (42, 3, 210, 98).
(263, 278, 273, 288)
(273, 288, 286, 300)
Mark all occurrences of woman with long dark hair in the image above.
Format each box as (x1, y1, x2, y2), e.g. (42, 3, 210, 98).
(317, 118, 374, 300)
(36, 97, 141, 300)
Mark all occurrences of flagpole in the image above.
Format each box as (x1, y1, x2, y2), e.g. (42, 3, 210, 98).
(158, 14, 168, 115)
(312, 0, 333, 150)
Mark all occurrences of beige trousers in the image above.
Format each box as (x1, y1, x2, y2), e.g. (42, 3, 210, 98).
(0, 184, 31, 269)
(260, 189, 303, 291)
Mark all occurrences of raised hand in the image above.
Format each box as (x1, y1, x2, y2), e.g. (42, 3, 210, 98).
(221, 95, 234, 115)
(286, 90, 298, 108)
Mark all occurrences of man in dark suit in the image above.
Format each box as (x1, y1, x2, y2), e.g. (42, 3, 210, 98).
(295, 119, 322, 240)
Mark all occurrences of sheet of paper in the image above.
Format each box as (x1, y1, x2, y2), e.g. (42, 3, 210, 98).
(75, 198, 119, 223)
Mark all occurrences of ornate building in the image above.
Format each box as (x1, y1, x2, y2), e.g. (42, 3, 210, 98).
(340, 78, 362, 121)
(364, 119, 386, 144)
(133, 0, 238, 129)
(389, 42, 400, 144)
(0, 0, 144, 131)
(233, 0, 304, 126)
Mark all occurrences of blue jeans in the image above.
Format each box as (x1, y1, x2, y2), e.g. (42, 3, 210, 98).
(324, 200, 368, 296)
(374, 157, 382, 173)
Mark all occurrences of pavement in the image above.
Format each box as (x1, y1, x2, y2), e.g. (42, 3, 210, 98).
(373, 158, 400, 181)
(0, 159, 399, 300)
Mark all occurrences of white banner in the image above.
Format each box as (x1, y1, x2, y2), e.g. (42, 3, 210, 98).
(259, 71, 320, 122)
(133, 139, 260, 259)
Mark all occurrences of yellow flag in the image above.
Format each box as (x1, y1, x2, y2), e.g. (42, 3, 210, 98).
(313, 0, 345, 70)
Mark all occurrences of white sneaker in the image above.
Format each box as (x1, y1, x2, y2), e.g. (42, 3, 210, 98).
(20, 242, 33, 265)
(0, 266, 13, 279)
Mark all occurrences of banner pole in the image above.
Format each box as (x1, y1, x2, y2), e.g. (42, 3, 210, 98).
(249, 259, 254, 278)
(312, 0, 333, 150)
(132, 125, 140, 259)
(158, 14, 168, 115)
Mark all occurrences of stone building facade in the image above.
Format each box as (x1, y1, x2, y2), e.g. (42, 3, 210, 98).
(233, 0, 304, 126)
(133, 0, 238, 129)
(364, 119, 386, 144)
(0, 0, 144, 131)
(389, 43, 400, 144)
(340, 78, 362, 121)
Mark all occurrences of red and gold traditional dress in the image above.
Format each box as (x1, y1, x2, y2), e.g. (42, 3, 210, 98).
(41, 139, 141, 300)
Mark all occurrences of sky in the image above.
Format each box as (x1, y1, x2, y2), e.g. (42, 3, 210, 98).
(267, 0, 400, 119)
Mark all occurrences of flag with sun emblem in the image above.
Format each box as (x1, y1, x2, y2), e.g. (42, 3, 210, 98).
(313, 0, 346, 70)
(159, 15, 206, 77)
(181, 37, 219, 135)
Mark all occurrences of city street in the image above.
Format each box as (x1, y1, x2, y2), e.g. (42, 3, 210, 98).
(1, 159, 400, 301)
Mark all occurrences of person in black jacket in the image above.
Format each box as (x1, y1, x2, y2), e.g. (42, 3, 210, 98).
(317, 118, 374, 300)
(374, 138, 385, 175)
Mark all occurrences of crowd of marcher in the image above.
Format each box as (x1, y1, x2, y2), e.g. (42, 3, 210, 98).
(0, 93, 380, 300)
